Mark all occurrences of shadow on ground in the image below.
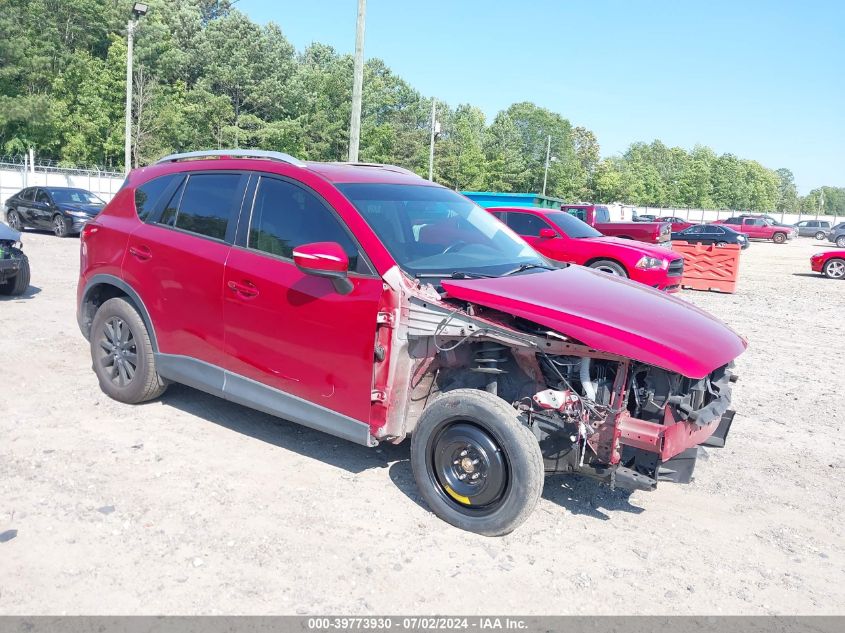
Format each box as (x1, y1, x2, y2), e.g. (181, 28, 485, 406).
(0, 285, 42, 300)
(157, 383, 646, 523)
(157, 383, 407, 475)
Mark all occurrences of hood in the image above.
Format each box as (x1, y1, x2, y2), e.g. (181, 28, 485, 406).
(587, 236, 681, 260)
(0, 221, 21, 242)
(441, 266, 747, 379)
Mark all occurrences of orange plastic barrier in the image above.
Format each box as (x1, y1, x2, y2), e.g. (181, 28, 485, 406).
(671, 241, 741, 293)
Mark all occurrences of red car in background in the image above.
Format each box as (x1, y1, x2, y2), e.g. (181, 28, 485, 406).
(810, 249, 845, 279)
(488, 206, 685, 292)
(658, 216, 694, 232)
(711, 216, 796, 243)
(562, 204, 671, 244)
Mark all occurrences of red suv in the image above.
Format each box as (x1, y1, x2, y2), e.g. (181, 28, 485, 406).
(77, 150, 747, 536)
(487, 206, 684, 292)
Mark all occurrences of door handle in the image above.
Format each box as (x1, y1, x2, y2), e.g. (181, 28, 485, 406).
(227, 280, 259, 298)
(128, 245, 152, 261)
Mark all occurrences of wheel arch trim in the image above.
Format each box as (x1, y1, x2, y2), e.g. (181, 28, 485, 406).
(79, 274, 159, 352)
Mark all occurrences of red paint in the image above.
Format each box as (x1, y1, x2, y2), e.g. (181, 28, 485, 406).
(442, 266, 747, 379)
(488, 206, 684, 292)
(293, 241, 350, 275)
(810, 249, 845, 274)
(561, 204, 671, 243)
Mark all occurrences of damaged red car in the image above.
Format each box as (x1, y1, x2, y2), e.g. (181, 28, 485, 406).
(77, 150, 747, 536)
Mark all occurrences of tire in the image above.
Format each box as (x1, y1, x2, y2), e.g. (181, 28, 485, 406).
(815, 231, 826, 240)
(410, 388, 544, 536)
(823, 258, 845, 280)
(53, 214, 70, 238)
(6, 210, 23, 231)
(0, 249, 30, 296)
(837, 236, 845, 248)
(90, 297, 167, 404)
(772, 232, 786, 244)
(588, 259, 628, 277)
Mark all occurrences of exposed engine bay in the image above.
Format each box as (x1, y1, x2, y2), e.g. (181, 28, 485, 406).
(376, 277, 738, 492)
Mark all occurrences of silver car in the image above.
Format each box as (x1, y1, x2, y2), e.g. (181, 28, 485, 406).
(793, 219, 832, 239)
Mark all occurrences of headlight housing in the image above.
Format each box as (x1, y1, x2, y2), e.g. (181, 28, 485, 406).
(635, 256, 667, 270)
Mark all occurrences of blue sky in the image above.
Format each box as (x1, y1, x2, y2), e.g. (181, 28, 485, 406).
(237, 0, 844, 193)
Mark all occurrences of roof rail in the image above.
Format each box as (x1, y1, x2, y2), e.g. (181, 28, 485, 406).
(331, 162, 420, 178)
(155, 149, 305, 167)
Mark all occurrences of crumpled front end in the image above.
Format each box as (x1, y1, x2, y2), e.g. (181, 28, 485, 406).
(381, 271, 744, 493)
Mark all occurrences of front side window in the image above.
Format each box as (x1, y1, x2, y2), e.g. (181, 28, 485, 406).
(337, 183, 542, 278)
(249, 177, 361, 271)
(506, 212, 551, 237)
(685, 225, 706, 234)
(159, 173, 241, 240)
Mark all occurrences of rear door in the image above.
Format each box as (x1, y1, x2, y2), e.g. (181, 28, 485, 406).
(16, 188, 37, 225)
(222, 174, 383, 423)
(122, 171, 248, 368)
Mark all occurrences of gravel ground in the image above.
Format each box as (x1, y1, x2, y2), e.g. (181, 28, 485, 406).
(1, 232, 843, 615)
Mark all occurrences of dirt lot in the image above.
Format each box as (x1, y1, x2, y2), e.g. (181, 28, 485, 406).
(1, 232, 843, 615)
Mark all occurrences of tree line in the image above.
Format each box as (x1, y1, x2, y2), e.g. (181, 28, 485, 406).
(1, 0, 841, 215)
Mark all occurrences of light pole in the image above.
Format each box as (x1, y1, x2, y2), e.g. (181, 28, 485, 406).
(124, 3, 148, 174)
(348, 0, 366, 162)
(542, 135, 557, 196)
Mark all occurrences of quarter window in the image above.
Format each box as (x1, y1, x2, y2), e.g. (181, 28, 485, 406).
(135, 174, 180, 221)
(249, 177, 361, 270)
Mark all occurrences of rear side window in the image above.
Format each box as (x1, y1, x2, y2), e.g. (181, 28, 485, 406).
(35, 190, 50, 203)
(506, 212, 549, 237)
(135, 174, 179, 221)
(158, 173, 242, 240)
(595, 206, 611, 223)
(19, 188, 34, 201)
(248, 177, 361, 271)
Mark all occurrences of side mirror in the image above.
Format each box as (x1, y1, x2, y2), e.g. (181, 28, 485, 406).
(292, 241, 353, 295)
(539, 228, 558, 239)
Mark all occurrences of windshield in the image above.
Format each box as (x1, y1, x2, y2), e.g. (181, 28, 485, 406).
(544, 211, 602, 239)
(337, 183, 544, 277)
(48, 189, 104, 205)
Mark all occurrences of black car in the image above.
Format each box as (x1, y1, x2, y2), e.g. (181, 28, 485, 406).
(671, 223, 750, 249)
(633, 213, 657, 222)
(4, 186, 105, 237)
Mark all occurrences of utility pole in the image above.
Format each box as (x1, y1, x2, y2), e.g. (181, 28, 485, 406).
(124, 3, 148, 174)
(542, 135, 551, 196)
(124, 19, 135, 174)
(428, 99, 437, 181)
(348, 0, 366, 162)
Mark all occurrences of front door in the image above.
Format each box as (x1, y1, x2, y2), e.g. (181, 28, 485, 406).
(222, 175, 383, 424)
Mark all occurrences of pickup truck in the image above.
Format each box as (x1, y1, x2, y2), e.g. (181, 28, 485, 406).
(711, 216, 796, 244)
(562, 204, 671, 244)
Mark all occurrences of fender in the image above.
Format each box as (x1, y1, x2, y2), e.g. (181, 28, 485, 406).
(78, 273, 159, 352)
